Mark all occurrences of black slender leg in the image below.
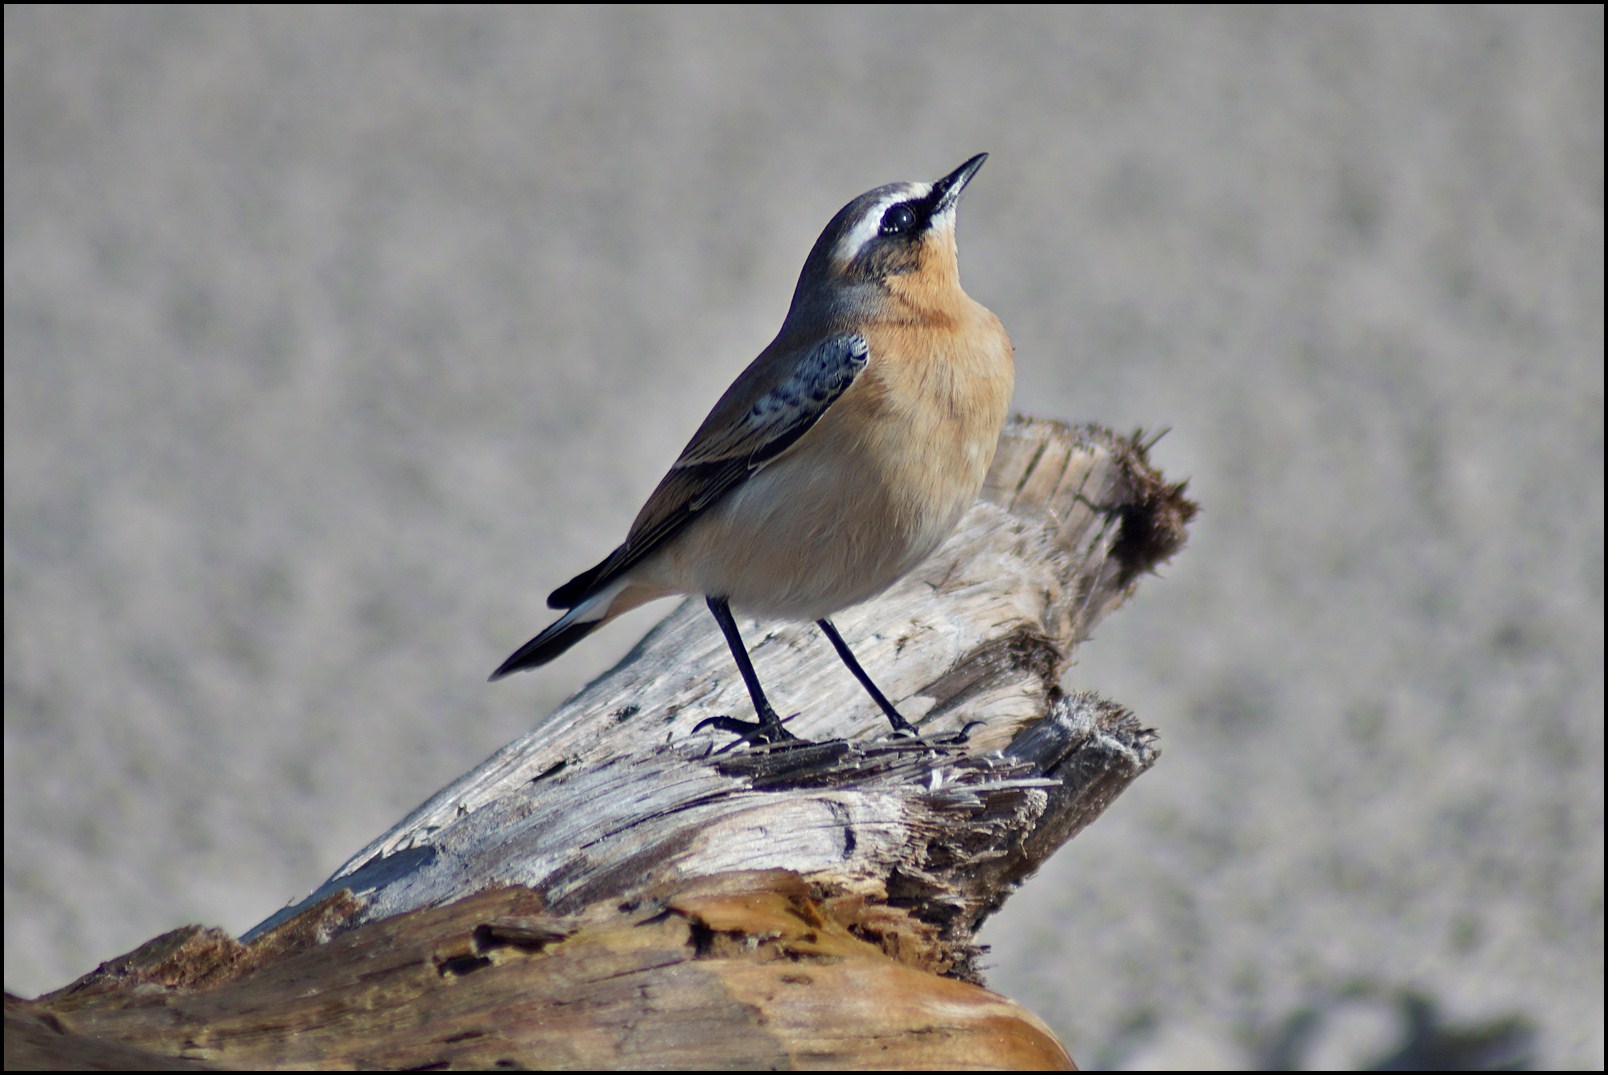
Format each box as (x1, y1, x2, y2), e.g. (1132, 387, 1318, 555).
(691, 596, 800, 744)
(816, 619, 915, 735)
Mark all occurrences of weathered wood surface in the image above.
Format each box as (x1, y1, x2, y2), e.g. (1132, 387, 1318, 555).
(16, 876, 1080, 1070)
(9, 416, 1195, 1070)
(253, 418, 1192, 947)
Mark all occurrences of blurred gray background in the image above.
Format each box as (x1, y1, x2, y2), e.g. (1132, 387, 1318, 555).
(5, 7, 1601, 1068)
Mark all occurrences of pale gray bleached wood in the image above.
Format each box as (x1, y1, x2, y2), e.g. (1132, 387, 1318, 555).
(246, 417, 1194, 964)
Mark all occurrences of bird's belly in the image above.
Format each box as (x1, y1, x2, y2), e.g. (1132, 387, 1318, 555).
(641, 434, 987, 621)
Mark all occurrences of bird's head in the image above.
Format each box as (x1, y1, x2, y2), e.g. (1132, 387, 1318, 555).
(788, 154, 989, 326)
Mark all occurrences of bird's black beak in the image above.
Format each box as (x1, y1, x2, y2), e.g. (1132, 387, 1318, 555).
(930, 153, 988, 216)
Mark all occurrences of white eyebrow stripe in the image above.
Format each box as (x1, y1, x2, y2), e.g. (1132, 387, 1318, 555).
(833, 182, 932, 265)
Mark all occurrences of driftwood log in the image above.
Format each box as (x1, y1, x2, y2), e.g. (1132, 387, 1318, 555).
(7, 416, 1196, 1070)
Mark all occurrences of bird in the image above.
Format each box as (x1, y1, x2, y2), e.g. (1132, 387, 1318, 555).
(492, 154, 1014, 745)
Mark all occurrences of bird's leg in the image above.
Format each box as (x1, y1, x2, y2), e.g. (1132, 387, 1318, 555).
(816, 619, 916, 735)
(691, 596, 802, 745)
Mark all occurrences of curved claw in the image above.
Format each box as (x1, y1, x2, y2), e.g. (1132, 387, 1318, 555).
(949, 718, 987, 743)
(917, 718, 987, 746)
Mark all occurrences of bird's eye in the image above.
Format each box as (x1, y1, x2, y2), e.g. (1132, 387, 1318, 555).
(879, 203, 917, 235)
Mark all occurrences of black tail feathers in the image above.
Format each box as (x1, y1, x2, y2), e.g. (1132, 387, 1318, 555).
(489, 612, 602, 682)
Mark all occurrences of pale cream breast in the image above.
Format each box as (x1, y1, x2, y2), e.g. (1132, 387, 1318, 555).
(635, 303, 1013, 620)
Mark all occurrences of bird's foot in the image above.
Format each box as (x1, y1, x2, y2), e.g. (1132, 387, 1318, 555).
(878, 717, 985, 748)
(692, 709, 807, 752)
(882, 713, 919, 738)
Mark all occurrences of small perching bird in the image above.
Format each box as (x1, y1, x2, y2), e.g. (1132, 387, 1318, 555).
(493, 155, 1014, 744)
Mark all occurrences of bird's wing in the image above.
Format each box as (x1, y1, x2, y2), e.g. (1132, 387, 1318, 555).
(548, 332, 869, 609)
